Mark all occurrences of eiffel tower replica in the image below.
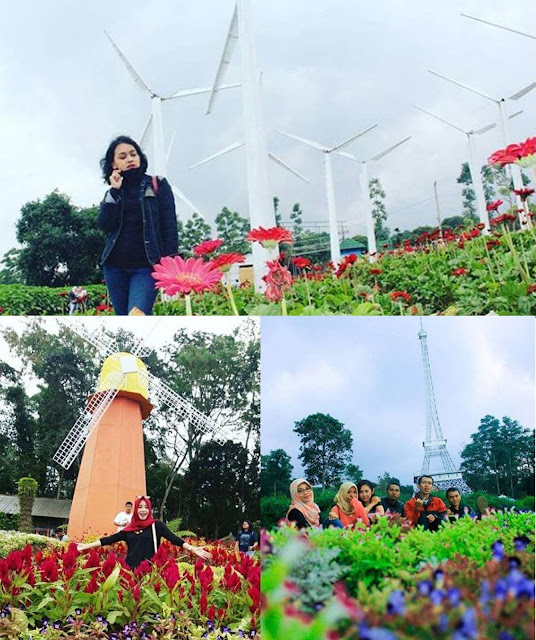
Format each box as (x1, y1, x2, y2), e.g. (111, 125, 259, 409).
(415, 321, 471, 493)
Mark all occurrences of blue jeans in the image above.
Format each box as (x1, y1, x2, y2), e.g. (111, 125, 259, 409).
(103, 265, 157, 316)
(322, 518, 343, 529)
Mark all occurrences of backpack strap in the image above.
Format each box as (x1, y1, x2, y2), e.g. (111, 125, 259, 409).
(151, 175, 159, 194)
(152, 522, 158, 555)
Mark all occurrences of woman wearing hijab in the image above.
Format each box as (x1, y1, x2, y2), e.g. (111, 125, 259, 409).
(76, 496, 211, 570)
(286, 478, 321, 529)
(324, 482, 370, 529)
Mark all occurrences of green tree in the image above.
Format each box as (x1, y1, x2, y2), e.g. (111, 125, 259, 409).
(261, 449, 293, 497)
(460, 415, 534, 497)
(178, 212, 212, 257)
(369, 178, 390, 243)
(341, 462, 363, 484)
(290, 203, 303, 240)
(17, 477, 38, 533)
(294, 230, 331, 265)
(215, 207, 250, 255)
(293, 413, 353, 490)
(273, 197, 281, 227)
(375, 471, 401, 496)
(457, 162, 477, 217)
(0, 248, 24, 284)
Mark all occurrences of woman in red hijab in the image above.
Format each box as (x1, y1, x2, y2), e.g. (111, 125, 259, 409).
(77, 496, 211, 569)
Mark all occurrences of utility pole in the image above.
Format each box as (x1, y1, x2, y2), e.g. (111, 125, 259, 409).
(433, 181, 443, 241)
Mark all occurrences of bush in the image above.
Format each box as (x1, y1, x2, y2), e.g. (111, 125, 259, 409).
(0, 531, 58, 557)
(0, 512, 18, 531)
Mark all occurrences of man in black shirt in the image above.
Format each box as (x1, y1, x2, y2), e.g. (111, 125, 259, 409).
(446, 487, 475, 521)
(380, 481, 406, 516)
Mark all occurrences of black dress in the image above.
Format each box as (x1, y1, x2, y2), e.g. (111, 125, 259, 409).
(287, 508, 321, 529)
(100, 520, 185, 569)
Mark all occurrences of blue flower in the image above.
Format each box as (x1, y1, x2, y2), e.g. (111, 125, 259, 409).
(438, 613, 448, 633)
(491, 540, 504, 561)
(417, 580, 432, 596)
(386, 590, 404, 615)
(499, 633, 513, 640)
(360, 625, 400, 640)
(513, 536, 530, 552)
(453, 607, 478, 639)
(314, 601, 324, 611)
(430, 589, 444, 606)
(447, 587, 461, 606)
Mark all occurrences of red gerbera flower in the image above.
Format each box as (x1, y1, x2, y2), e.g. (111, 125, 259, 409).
(193, 239, 224, 256)
(390, 291, 411, 303)
(263, 259, 293, 302)
(292, 257, 311, 269)
(486, 200, 502, 212)
(246, 226, 293, 249)
(513, 188, 535, 200)
(212, 253, 246, 273)
(152, 256, 222, 296)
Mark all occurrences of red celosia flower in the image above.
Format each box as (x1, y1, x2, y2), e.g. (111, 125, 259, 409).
(451, 268, 468, 276)
(39, 557, 58, 582)
(207, 604, 216, 619)
(513, 188, 535, 200)
(486, 200, 502, 212)
(85, 575, 99, 594)
(212, 252, 246, 273)
(246, 226, 293, 249)
(390, 291, 411, 303)
(263, 260, 293, 302)
(152, 256, 222, 296)
(199, 565, 214, 592)
(369, 268, 382, 275)
(199, 591, 208, 615)
(292, 257, 311, 269)
(193, 239, 224, 256)
(133, 585, 141, 602)
(528, 284, 536, 294)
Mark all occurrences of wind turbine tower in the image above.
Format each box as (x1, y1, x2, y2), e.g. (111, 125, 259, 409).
(416, 321, 471, 493)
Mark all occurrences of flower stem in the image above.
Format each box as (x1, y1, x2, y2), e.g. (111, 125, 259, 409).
(281, 296, 288, 316)
(303, 274, 312, 306)
(185, 294, 192, 316)
(225, 275, 239, 316)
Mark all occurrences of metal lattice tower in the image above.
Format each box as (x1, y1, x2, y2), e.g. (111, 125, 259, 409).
(416, 321, 471, 493)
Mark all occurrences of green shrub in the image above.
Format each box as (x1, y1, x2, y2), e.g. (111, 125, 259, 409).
(0, 531, 58, 557)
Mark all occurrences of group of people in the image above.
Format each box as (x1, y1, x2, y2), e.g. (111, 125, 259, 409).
(287, 475, 478, 532)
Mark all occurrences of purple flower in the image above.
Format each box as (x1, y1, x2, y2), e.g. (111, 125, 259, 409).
(491, 540, 504, 561)
(430, 589, 444, 606)
(386, 590, 404, 615)
(499, 633, 514, 640)
(447, 587, 461, 606)
(514, 535, 530, 552)
(453, 607, 478, 639)
(418, 580, 432, 596)
(360, 624, 399, 640)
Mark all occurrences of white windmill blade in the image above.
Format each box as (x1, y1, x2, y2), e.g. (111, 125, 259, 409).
(142, 370, 225, 445)
(472, 109, 522, 135)
(166, 131, 176, 166)
(189, 141, 244, 170)
(129, 336, 153, 359)
(330, 124, 379, 153)
(61, 322, 119, 358)
(268, 152, 309, 183)
(104, 30, 155, 96)
(140, 115, 153, 152)
(414, 104, 467, 134)
(333, 150, 360, 161)
(171, 185, 205, 218)
(428, 70, 496, 102)
(460, 14, 536, 40)
(508, 81, 536, 101)
(168, 83, 241, 100)
(53, 372, 125, 470)
(369, 136, 411, 162)
(206, 3, 239, 115)
(276, 130, 328, 152)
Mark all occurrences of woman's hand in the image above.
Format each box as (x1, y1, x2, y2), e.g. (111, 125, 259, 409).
(76, 543, 89, 552)
(191, 546, 212, 561)
(109, 169, 123, 189)
(371, 496, 381, 506)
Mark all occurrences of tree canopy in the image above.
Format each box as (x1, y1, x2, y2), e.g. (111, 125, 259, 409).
(261, 449, 293, 497)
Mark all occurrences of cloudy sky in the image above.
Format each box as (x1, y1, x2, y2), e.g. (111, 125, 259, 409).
(0, 1, 535, 262)
(260, 316, 535, 487)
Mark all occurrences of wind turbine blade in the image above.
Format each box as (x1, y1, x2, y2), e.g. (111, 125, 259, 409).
(369, 136, 411, 162)
(142, 370, 226, 445)
(508, 81, 536, 100)
(171, 185, 204, 218)
(206, 3, 240, 114)
(104, 30, 154, 95)
(428, 69, 496, 102)
(140, 116, 153, 152)
(460, 14, 536, 40)
(276, 130, 328, 152)
(53, 373, 124, 470)
(189, 142, 244, 169)
(473, 122, 496, 135)
(166, 131, 176, 165)
(330, 124, 378, 152)
(268, 152, 309, 182)
(414, 104, 466, 134)
(334, 151, 358, 161)
(167, 83, 241, 100)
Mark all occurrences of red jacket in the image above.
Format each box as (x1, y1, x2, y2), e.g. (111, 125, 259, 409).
(405, 495, 447, 527)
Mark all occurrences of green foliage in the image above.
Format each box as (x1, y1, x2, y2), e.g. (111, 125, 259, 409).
(261, 449, 293, 498)
(294, 413, 353, 489)
(0, 531, 56, 557)
(369, 177, 390, 242)
(0, 511, 18, 531)
(290, 203, 303, 241)
(178, 213, 212, 257)
(215, 207, 250, 255)
(17, 477, 38, 533)
(0, 283, 107, 315)
(15, 191, 105, 286)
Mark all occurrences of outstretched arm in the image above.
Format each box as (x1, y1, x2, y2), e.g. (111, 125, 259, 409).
(158, 522, 212, 561)
(77, 540, 102, 553)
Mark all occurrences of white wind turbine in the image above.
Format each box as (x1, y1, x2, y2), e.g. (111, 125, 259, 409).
(277, 126, 378, 264)
(460, 14, 536, 40)
(414, 106, 523, 232)
(105, 30, 239, 217)
(340, 137, 411, 259)
(428, 70, 536, 225)
(203, 0, 283, 291)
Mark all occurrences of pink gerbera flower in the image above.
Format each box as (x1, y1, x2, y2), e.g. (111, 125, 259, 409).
(263, 259, 293, 302)
(151, 256, 222, 296)
(193, 239, 224, 256)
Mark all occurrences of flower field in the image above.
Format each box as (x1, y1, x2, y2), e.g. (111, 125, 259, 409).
(0, 535, 259, 639)
(261, 513, 535, 639)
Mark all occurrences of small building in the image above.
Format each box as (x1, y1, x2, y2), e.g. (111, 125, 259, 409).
(340, 238, 367, 256)
(0, 494, 71, 536)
